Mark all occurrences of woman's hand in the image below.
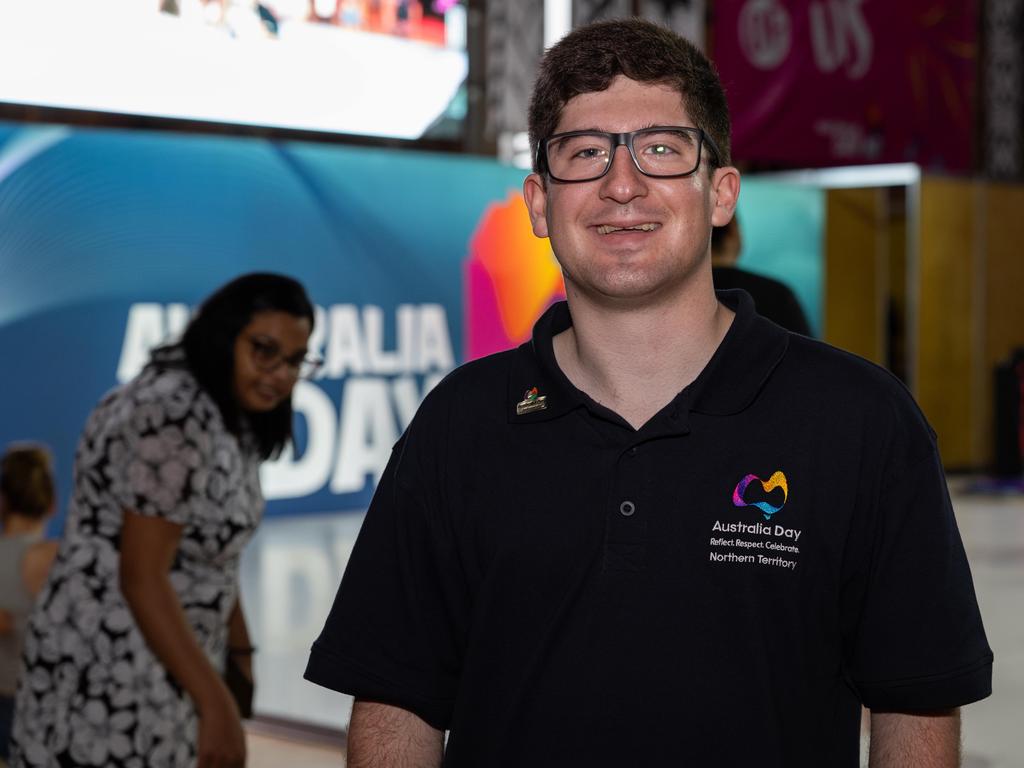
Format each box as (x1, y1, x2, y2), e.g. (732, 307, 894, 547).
(197, 684, 248, 768)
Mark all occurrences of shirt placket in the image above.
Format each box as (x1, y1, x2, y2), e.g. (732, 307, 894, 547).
(604, 442, 650, 572)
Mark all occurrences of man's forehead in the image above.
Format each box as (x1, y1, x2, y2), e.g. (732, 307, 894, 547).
(554, 77, 691, 133)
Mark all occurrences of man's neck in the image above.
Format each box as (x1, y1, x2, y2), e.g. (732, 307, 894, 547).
(553, 274, 734, 430)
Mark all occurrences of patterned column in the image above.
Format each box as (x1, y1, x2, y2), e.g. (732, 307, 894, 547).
(485, 0, 545, 139)
(984, 0, 1024, 179)
(573, 0, 636, 25)
(639, 0, 706, 48)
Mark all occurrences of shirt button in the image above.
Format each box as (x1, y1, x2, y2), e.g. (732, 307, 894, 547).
(628, 447, 638, 456)
(620, 500, 636, 517)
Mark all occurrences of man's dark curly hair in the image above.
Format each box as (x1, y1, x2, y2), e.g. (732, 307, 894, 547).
(528, 18, 731, 175)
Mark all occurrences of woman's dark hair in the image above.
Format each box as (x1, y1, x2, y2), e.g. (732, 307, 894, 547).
(1, 444, 56, 520)
(528, 18, 731, 174)
(151, 272, 315, 460)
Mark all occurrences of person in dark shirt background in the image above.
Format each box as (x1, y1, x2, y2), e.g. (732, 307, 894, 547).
(712, 214, 812, 335)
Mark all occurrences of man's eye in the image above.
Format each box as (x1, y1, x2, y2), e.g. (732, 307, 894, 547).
(644, 143, 677, 155)
(573, 146, 606, 160)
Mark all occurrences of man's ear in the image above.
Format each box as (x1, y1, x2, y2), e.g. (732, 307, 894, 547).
(523, 173, 550, 238)
(709, 166, 741, 228)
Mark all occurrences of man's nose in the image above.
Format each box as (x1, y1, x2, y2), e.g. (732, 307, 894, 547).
(598, 145, 647, 203)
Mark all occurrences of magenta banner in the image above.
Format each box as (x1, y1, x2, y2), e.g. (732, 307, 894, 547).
(715, 0, 977, 172)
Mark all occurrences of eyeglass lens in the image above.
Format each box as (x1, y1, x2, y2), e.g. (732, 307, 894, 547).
(545, 128, 702, 181)
(249, 337, 321, 378)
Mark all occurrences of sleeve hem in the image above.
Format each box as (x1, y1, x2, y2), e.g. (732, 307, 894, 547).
(857, 654, 993, 711)
(303, 644, 454, 731)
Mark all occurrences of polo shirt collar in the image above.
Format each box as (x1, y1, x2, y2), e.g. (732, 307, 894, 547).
(685, 289, 790, 416)
(508, 290, 789, 424)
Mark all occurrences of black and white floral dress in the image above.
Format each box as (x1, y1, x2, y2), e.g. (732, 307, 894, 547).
(11, 364, 263, 768)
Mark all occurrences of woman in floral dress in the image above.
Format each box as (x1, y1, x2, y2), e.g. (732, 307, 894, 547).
(11, 273, 319, 768)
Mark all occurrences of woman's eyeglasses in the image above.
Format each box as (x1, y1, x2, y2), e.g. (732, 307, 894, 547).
(247, 336, 323, 380)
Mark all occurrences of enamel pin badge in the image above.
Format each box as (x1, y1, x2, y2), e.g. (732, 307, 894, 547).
(516, 386, 548, 415)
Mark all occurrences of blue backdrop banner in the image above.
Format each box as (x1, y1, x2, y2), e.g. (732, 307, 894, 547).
(0, 122, 530, 524)
(0, 122, 822, 528)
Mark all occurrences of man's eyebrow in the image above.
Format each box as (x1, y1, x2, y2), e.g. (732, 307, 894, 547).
(557, 123, 681, 133)
(551, 125, 605, 134)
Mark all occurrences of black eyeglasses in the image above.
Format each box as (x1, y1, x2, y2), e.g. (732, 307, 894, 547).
(247, 336, 323, 380)
(538, 126, 721, 183)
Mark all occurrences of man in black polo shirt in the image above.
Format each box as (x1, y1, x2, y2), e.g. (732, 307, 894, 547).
(305, 19, 992, 767)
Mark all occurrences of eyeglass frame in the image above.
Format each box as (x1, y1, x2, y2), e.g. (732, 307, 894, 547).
(536, 126, 723, 184)
(245, 335, 323, 380)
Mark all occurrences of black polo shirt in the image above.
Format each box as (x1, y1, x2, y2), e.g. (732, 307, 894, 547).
(305, 290, 992, 767)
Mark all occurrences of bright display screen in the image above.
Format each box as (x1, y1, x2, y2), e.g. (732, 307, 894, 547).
(0, 0, 468, 140)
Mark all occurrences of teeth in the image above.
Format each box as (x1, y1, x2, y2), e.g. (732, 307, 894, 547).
(597, 223, 657, 234)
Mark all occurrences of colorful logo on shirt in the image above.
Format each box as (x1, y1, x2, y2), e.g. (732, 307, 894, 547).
(464, 191, 565, 360)
(732, 471, 789, 519)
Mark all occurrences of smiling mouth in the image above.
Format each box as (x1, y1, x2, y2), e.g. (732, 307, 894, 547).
(256, 386, 283, 402)
(596, 223, 659, 235)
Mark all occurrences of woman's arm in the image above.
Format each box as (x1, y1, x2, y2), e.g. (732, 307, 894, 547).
(21, 540, 58, 595)
(120, 509, 247, 768)
(0, 542, 59, 634)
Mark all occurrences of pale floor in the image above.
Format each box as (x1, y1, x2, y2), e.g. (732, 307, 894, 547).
(241, 486, 1024, 768)
(246, 729, 345, 768)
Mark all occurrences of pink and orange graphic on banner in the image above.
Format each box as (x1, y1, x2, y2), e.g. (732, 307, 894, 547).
(465, 191, 565, 360)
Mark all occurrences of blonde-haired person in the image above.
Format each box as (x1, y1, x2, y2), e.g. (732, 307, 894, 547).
(0, 445, 58, 765)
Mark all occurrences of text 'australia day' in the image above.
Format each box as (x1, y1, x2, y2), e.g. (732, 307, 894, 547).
(117, 302, 456, 501)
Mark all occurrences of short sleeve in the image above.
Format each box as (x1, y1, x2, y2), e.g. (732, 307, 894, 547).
(845, 446, 993, 710)
(108, 371, 219, 527)
(304, 392, 469, 731)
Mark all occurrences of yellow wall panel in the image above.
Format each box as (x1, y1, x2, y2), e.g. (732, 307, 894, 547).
(916, 178, 978, 468)
(980, 183, 1024, 466)
(824, 188, 884, 364)
(818, 178, 1022, 470)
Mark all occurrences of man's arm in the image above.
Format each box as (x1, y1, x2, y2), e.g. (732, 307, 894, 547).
(869, 709, 961, 767)
(347, 700, 444, 768)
